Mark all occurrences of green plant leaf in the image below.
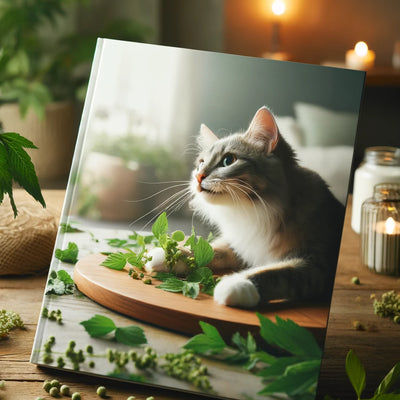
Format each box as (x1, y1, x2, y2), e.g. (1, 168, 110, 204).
(375, 362, 400, 395)
(55, 242, 79, 264)
(193, 236, 214, 268)
(152, 212, 168, 239)
(0, 132, 45, 215)
(156, 277, 184, 293)
(346, 349, 366, 399)
(106, 238, 128, 248)
(182, 281, 200, 299)
(171, 230, 185, 242)
(115, 326, 147, 346)
(257, 356, 305, 378)
(258, 368, 318, 397)
(45, 269, 75, 295)
(100, 252, 127, 270)
(183, 321, 227, 354)
(80, 314, 117, 337)
(257, 314, 322, 358)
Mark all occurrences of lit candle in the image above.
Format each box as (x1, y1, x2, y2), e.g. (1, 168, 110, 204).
(374, 217, 400, 275)
(270, 0, 286, 53)
(346, 41, 376, 70)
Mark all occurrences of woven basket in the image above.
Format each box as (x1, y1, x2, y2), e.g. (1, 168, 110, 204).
(0, 197, 58, 275)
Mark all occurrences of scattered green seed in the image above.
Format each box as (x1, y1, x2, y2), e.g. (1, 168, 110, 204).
(96, 385, 107, 397)
(60, 384, 70, 395)
(50, 379, 60, 389)
(146, 397, 155, 400)
(0, 380, 5, 388)
(352, 276, 360, 285)
(71, 392, 81, 400)
(86, 344, 93, 354)
(89, 360, 96, 368)
(43, 381, 52, 392)
(49, 386, 60, 397)
(352, 320, 366, 331)
(394, 315, 400, 324)
(143, 278, 152, 285)
(127, 397, 136, 400)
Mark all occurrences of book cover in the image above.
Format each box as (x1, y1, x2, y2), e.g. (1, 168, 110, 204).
(31, 39, 365, 400)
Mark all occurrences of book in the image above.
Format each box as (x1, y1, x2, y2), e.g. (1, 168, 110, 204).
(31, 38, 365, 399)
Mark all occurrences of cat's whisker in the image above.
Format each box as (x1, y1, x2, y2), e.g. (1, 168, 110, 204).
(127, 183, 190, 203)
(129, 187, 191, 230)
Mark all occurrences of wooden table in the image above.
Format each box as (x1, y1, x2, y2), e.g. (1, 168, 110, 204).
(2, 191, 400, 399)
(316, 197, 400, 399)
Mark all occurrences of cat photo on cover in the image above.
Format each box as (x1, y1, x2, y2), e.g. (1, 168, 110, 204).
(145, 105, 345, 309)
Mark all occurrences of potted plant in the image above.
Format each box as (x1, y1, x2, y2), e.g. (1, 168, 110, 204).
(75, 132, 187, 221)
(0, 0, 151, 184)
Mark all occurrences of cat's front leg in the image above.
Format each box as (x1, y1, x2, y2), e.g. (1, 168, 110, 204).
(207, 238, 244, 273)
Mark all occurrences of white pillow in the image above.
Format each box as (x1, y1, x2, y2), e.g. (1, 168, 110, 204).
(274, 116, 304, 150)
(294, 102, 358, 147)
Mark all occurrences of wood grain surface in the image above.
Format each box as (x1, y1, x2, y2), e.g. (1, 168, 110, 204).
(74, 253, 329, 345)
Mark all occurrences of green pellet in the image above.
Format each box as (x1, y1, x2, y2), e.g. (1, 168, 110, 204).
(394, 315, 400, 324)
(60, 384, 70, 395)
(71, 392, 81, 400)
(351, 276, 360, 285)
(86, 344, 93, 354)
(89, 360, 96, 368)
(127, 397, 136, 400)
(96, 385, 107, 397)
(49, 386, 59, 397)
(50, 379, 60, 388)
(43, 381, 52, 392)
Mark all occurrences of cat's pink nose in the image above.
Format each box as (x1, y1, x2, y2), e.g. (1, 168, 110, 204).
(197, 173, 206, 184)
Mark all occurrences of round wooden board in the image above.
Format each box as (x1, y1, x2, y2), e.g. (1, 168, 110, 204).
(74, 253, 329, 344)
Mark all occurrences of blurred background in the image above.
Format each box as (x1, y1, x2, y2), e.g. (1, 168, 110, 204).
(0, 0, 399, 191)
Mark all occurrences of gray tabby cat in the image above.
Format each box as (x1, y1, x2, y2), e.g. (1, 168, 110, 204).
(148, 106, 345, 308)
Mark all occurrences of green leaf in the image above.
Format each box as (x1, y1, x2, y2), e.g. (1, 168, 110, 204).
(80, 315, 117, 337)
(182, 281, 200, 299)
(259, 368, 318, 397)
(154, 272, 176, 282)
(375, 362, 400, 395)
(55, 242, 79, 264)
(346, 349, 366, 399)
(156, 277, 184, 293)
(100, 252, 127, 270)
(45, 269, 75, 295)
(171, 230, 185, 242)
(152, 212, 168, 239)
(59, 222, 82, 233)
(0, 132, 45, 208)
(106, 238, 128, 248)
(257, 314, 322, 358)
(183, 321, 227, 354)
(193, 236, 214, 268)
(257, 356, 304, 378)
(115, 326, 147, 346)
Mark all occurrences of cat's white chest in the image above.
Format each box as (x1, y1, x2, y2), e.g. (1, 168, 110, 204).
(209, 202, 279, 267)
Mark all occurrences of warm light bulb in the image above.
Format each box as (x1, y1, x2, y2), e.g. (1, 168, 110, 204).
(272, 0, 286, 16)
(354, 41, 369, 57)
(386, 217, 396, 235)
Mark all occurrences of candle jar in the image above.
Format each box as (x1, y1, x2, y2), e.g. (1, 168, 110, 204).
(351, 146, 400, 233)
(361, 183, 400, 275)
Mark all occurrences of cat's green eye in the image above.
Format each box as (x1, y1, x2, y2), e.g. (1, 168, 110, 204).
(221, 153, 236, 167)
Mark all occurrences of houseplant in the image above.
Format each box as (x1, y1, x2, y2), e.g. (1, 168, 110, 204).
(0, 0, 151, 184)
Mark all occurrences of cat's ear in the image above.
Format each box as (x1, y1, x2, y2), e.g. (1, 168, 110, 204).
(245, 106, 279, 153)
(198, 124, 219, 149)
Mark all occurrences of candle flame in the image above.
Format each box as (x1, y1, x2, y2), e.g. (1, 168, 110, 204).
(272, 0, 286, 16)
(354, 41, 369, 57)
(386, 217, 396, 235)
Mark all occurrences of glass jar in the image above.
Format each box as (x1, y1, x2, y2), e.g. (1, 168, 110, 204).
(360, 183, 400, 275)
(351, 146, 400, 233)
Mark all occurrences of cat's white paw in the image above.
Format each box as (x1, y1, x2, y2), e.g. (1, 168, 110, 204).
(213, 274, 260, 308)
(144, 247, 168, 274)
(144, 247, 188, 275)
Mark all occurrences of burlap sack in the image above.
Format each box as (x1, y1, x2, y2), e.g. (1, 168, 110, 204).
(0, 197, 58, 275)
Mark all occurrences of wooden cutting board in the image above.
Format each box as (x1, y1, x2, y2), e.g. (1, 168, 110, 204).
(74, 253, 329, 345)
